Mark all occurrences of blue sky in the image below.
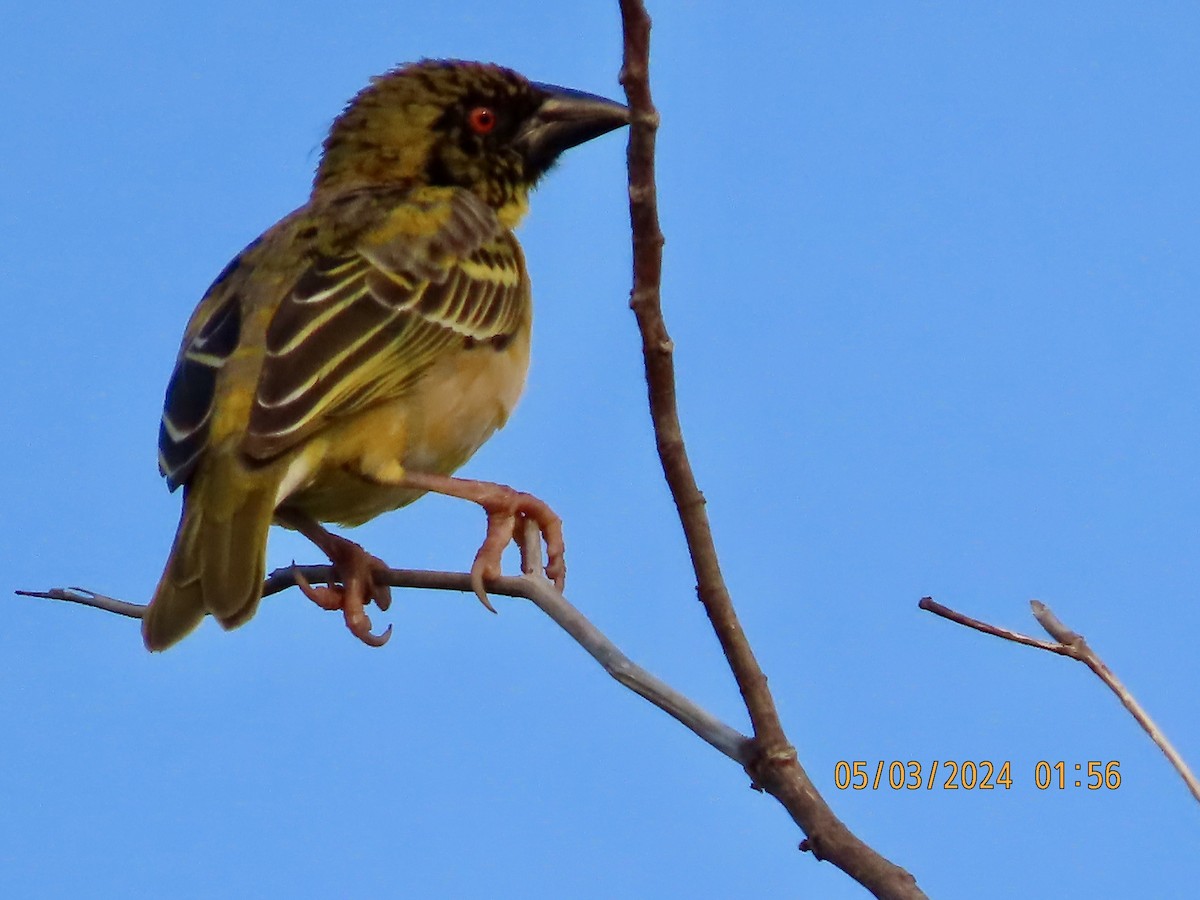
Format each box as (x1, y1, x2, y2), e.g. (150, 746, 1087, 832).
(3, 2, 1198, 897)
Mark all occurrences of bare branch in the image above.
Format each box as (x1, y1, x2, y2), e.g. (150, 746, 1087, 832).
(617, 3, 925, 897)
(15, 587, 146, 619)
(15, 567, 750, 765)
(617, 0, 780, 751)
(918, 596, 1070, 656)
(921, 596, 1200, 804)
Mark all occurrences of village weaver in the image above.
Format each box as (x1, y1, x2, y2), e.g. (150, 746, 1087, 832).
(143, 60, 628, 651)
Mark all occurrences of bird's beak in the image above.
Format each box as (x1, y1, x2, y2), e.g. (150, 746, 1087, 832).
(517, 83, 630, 177)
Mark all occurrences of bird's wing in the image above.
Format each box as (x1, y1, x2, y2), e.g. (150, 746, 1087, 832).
(157, 189, 527, 490)
(158, 259, 248, 491)
(243, 189, 527, 461)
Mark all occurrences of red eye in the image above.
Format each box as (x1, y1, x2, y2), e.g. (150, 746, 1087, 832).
(467, 106, 497, 134)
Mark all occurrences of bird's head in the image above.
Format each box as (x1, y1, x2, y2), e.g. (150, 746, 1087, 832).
(314, 60, 629, 227)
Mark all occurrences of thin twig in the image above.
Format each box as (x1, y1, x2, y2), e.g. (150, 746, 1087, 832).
(14, 587, 146, 619)
(917, 597, 1070, 656)
(920, 596, 1200, 804)
(617, 4, 925, 898)
(15, 568, 751, 765)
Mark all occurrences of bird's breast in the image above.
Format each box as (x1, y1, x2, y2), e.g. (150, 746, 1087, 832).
(277, 328, 531, 526)
(401, 327, 531, 474)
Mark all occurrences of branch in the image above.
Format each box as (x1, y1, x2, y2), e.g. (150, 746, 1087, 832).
(617, 4, 925, 897)
(617, 0, 781, 754)
(920, 597, 1200, 804)
(15, 560, 750, 766)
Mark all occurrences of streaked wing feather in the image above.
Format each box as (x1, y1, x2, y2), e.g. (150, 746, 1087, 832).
(158, 293, 242, 490)
(242, 191, 525, 462)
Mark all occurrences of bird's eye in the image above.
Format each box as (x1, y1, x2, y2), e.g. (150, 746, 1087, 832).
(467, 106, 497, 135)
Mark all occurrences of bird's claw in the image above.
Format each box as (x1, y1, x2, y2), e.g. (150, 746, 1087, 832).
(292, 557, 393, 648)
(468, 490, 565, 609)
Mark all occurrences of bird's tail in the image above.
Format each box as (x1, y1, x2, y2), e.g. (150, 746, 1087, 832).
(142, 461, 277, 651)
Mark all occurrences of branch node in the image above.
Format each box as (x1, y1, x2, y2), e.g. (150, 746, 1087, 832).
(632, 108, 660, 128)
(629, 287, 660, 311)
(1030, 599, 1082, 646)
(798, 835, 827, 860)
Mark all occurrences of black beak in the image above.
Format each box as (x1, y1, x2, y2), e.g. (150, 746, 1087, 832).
(517, 83, 629, 178)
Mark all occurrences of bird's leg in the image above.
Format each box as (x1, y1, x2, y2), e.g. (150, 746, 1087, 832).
(275, 508, 393, 647)
(399, 472, 565, 609)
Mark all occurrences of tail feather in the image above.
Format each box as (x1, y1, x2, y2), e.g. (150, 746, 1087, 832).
(142, 467, 277, 651)
(205, 482, 277, 630)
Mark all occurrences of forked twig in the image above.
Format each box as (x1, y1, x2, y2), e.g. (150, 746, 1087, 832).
(920, 597, 1200, 804)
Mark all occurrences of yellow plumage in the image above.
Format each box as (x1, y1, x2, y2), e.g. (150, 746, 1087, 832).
(143, 60, 627, 650)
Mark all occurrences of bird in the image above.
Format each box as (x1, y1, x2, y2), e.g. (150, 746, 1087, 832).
(142, 59, 629, 651)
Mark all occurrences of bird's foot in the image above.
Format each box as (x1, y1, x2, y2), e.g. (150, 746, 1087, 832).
(465, 484, 565, 609)
(291, 535, 393, 648)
